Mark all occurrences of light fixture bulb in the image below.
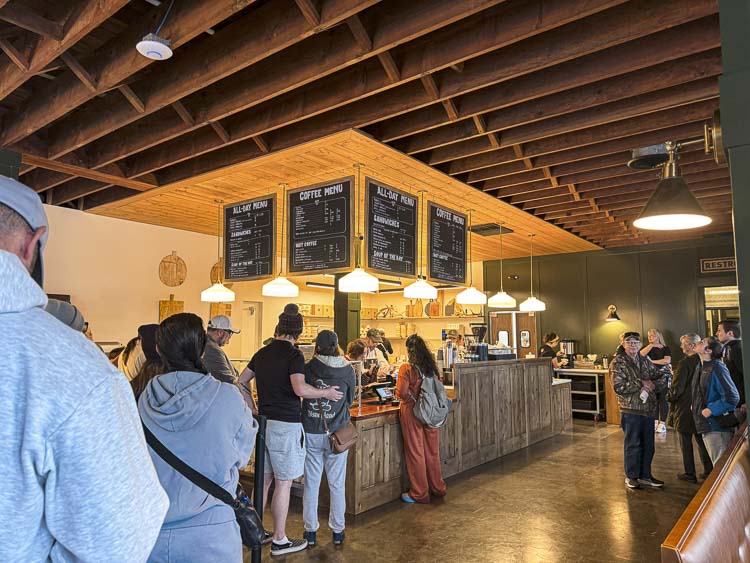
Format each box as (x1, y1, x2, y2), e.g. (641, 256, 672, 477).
(519, 296, 546, 312)
(338, 268, 379, 293)
(456, 286, 487, 305)
(201, 282, 235, 303)
(632, 213, 712, 230)
(488, 290, 517, 308)
(404, 277, 438, 299)
(262, 276, 300, 297)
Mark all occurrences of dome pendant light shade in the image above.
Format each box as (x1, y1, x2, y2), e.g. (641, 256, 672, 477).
(633, 142, 711, 231)
(262, 275, 299, 298)
(201, 282, 236, 303)
(338, 267, 379, 293)
(519, 296, 546, 312)
(488, 291, 517, 308)
(404, 277, 438, 299)
(456, 286, 487, 305)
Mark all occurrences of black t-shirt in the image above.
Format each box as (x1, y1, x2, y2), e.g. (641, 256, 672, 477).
(643, 345, 671, 362)
(248, 340, 305, 423)
(539, 344, 556, 358)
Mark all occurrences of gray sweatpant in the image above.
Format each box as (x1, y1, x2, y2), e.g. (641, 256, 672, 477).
(302, 432, 348, 533)
(703, 431, 733, 465)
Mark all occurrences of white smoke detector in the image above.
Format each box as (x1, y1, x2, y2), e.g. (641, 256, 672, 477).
(136, 33, 173, 60)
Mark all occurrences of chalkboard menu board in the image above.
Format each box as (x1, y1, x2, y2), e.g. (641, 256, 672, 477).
(223, 195, 275, 281)
(365, 178, 417, 277)
(428, 202, 467, 284)
(288, 177, 353, 275)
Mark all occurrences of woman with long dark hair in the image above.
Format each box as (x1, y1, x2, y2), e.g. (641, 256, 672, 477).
(130, 324, 166, 400)
(139, 313, 257, 562)
(395, 334, 446, 503)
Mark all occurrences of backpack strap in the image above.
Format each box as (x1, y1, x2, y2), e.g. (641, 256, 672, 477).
(406, 363, 423, 403)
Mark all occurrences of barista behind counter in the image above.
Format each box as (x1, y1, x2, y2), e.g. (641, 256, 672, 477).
(539, 332, 565, 369)
(364, 328, 391, 375)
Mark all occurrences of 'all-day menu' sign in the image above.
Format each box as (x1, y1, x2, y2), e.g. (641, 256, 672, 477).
(288, 177, 353, 275)
(366, 178, 417, 277)
(428, 202, 466, 285)
(223, 195, 275, 281)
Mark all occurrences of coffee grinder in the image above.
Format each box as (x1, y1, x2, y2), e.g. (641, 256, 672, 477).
(560, 339, 576, 368)
(470, 323, 488, 361)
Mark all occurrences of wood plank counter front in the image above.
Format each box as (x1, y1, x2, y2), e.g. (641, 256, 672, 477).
(342, 359, 572, 514)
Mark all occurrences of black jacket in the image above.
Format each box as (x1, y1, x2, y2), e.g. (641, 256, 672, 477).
(722, 339, 744, 404)
(668, 354, 701, 433)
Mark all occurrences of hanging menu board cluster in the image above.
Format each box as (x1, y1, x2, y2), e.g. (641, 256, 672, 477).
(366, 178, 417, 277)
(223, 195, 275, 281)
(428, 202, 467, 285)
(288, 177, 353, 274)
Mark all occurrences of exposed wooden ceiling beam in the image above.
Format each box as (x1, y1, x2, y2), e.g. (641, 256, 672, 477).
(294, 0, 321, 27)
(210, 121, 231, 144)
(118, 84, 145, 113)
(377, 51, 400, 82)
(0, 37, 27, 70)
(60, 52, 97, 93)
(21, 153, 156, 191)
(345, 13, 371, 51)
(0, 3, 63, 40)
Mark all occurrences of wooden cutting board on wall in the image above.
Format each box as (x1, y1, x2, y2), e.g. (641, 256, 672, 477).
(159, 294, 184, 322)
(159, 251, 187, 287)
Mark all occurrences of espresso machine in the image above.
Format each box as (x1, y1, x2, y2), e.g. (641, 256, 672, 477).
(560, 338, 576, 368)
(470, 323, 488, 362)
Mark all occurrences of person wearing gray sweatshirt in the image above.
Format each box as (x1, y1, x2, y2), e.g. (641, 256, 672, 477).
(302, 330, 356, 547)
(0, 176, 169, 562)
(139, 313, 258, 563)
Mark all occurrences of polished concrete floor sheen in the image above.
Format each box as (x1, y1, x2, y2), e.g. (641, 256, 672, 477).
(245, 422, 696, 562)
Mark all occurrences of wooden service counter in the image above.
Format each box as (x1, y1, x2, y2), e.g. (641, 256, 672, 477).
(342, 359, 572, 514)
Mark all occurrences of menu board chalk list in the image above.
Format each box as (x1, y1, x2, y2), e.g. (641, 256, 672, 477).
(223, 195, 275, 281)
(428, 202, 467, 285)
(288, 177, 353, 275)
(366, 178, 417, 277)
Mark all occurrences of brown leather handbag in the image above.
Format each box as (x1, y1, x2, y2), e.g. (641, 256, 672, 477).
(318, 400, 358, 453)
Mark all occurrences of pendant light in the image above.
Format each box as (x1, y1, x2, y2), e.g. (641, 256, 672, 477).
(263, 184, 299, 298)
(633, 141, 712, 231)
(202, 199, 236, 303)
(487, 221, 516, 308)
(404, 190, 438, 299)
(339, 164, 379, 293)
(519, 234, 545, 312)
(456, 210, 487, 305)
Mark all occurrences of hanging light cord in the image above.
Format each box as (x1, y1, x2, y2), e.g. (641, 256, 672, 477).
(155, 0, 176, 34)
(418, 191, 426, 279)
(216, 200, 222, 282)
(529, 233, 535, 297)
(499, 221, 505, 291)
(467, 210, 473, 286)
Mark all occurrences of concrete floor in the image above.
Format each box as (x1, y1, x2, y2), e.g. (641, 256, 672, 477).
(245, 421, 701, 562)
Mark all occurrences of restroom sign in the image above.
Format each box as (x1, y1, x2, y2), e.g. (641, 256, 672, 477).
(700, 257, 736, 274)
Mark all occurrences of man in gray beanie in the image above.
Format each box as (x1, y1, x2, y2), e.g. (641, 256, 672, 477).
(238, 303, 343, 556)
(0, 176, 168, 561)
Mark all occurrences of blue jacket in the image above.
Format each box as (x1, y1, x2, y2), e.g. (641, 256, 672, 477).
(691, 360, 740, 434)
(139, 370, 257, 562)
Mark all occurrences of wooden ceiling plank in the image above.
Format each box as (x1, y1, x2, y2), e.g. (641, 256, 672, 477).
(21, 153, 156, 191)
(0, 3, 63, 40)
(118, 84, 145, 113)
(50, 178, 111, 205)
(209, 121, 231, 144)
(419, 74, 440, 100)
(377, 51, 400, 82)
(0, 37, 28, 70)
(60, 51, 97, 93)
(345, 13, 372, 51)
(441, 98, 459, 121)
(171, 100, 195, 126)
(294, 0, 321, 27)
(252, 134, 270, 154)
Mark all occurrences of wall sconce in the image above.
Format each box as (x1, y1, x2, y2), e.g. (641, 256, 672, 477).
(605, 304, 621, 322)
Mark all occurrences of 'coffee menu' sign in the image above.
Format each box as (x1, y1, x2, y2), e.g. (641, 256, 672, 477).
(366, 178, 417, 277)
(288, 177, 353, 274)
(223, 195, 275, 281)
(428, 202, 466, 284)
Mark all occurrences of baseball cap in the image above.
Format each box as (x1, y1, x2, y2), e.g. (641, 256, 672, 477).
(623, 331, 641, 342)
(315, 329, 338, 350)
(366, 328, 383, 343)
(0, 176, 48, 285)
(208, 315, 240, 334)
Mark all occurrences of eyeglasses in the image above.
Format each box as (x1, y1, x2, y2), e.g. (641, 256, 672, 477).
(624, 340, 641, 345)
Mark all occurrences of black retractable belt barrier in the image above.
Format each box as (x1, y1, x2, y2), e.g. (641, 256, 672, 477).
(251, 415, 267, 563)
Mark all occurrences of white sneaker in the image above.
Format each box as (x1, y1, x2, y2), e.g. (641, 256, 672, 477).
(656, 422, 667, 433)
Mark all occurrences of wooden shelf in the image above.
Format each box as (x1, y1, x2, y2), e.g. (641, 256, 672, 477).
(362, 315, 484, 321)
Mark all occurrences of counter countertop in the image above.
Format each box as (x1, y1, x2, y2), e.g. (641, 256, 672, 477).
(454, 358, 550, 368)
(350, 388, 457, 421)
(554, 367, 608, 374)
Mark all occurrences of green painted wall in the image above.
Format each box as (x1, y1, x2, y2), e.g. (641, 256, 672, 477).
(0, 149, 20, 180)
(484, 236, 735, 359)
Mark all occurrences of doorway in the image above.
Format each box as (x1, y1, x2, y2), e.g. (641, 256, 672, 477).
(489, 311, 538, 357)
(704, 285, 740, 336)
(239, 301, 263, 362)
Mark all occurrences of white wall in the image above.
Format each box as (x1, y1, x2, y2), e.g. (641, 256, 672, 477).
(43, 205, 217, 346)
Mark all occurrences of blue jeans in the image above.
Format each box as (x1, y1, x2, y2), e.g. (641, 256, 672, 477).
(621, 413, 656, 480)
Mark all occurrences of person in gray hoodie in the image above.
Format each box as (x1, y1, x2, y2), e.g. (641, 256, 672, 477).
(139, 312, 258, 563)
(302, 330, 356, 547)
(0, 176, 169, 562)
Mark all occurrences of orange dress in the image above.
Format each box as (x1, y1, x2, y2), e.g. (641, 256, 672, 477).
(395, 363, 447, 503)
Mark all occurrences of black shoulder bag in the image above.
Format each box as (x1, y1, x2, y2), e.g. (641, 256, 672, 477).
(142, 424, 264, 548)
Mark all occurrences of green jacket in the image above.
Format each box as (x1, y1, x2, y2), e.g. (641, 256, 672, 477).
(611, 352, 664, 417)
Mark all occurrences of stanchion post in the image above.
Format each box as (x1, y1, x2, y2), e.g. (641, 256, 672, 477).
(251, 415, 267, 563)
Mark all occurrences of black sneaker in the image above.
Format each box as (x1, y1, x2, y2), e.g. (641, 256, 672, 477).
(303, 530, 316, 547)
(638, 477, 664, 488)
(270, 538, 308, 556)
(677, 473, 697, 483)
(333, 531, 345, 546)
(625, 477, 640, 489)
(261, 530, 273, 545)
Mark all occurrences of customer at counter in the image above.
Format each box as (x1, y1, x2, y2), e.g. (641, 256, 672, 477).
(668, 334, 712, 483)
(539, 332, 564, 369)
(396, 335, 447, 504)
(612, 331, 665, 490)
(640, 328, 672, 434)
(203, 315, 240, 384)
(364, 328, 390, 376)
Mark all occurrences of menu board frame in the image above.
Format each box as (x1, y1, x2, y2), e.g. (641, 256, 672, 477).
(364, 177, 418, 279)
(287, 176, 355, 276)
(427, 201, 467, 285)
(223, 194, 276, 282)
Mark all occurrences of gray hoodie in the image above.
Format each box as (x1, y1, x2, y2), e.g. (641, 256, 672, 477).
(303, 355, 356, 434)
(139, 370, 257, 562)
(0, 250, 169, 562)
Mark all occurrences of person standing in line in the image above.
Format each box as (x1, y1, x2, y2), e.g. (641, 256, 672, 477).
(668, 334, 713, 483)
(395, 334, 447, 503)
(611, 331, 665, 490)
(640, 328, 672, 434)
(716, 320, 744, 409)
(0, 177, 168, 562)
(140, 313, 257, 563)
(301, 330, 356, 548)
(691, 336, 740, 464)
(237, 304, 343, 556)
(203, 314, 241, 384)
(130, 324, 166, 401)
